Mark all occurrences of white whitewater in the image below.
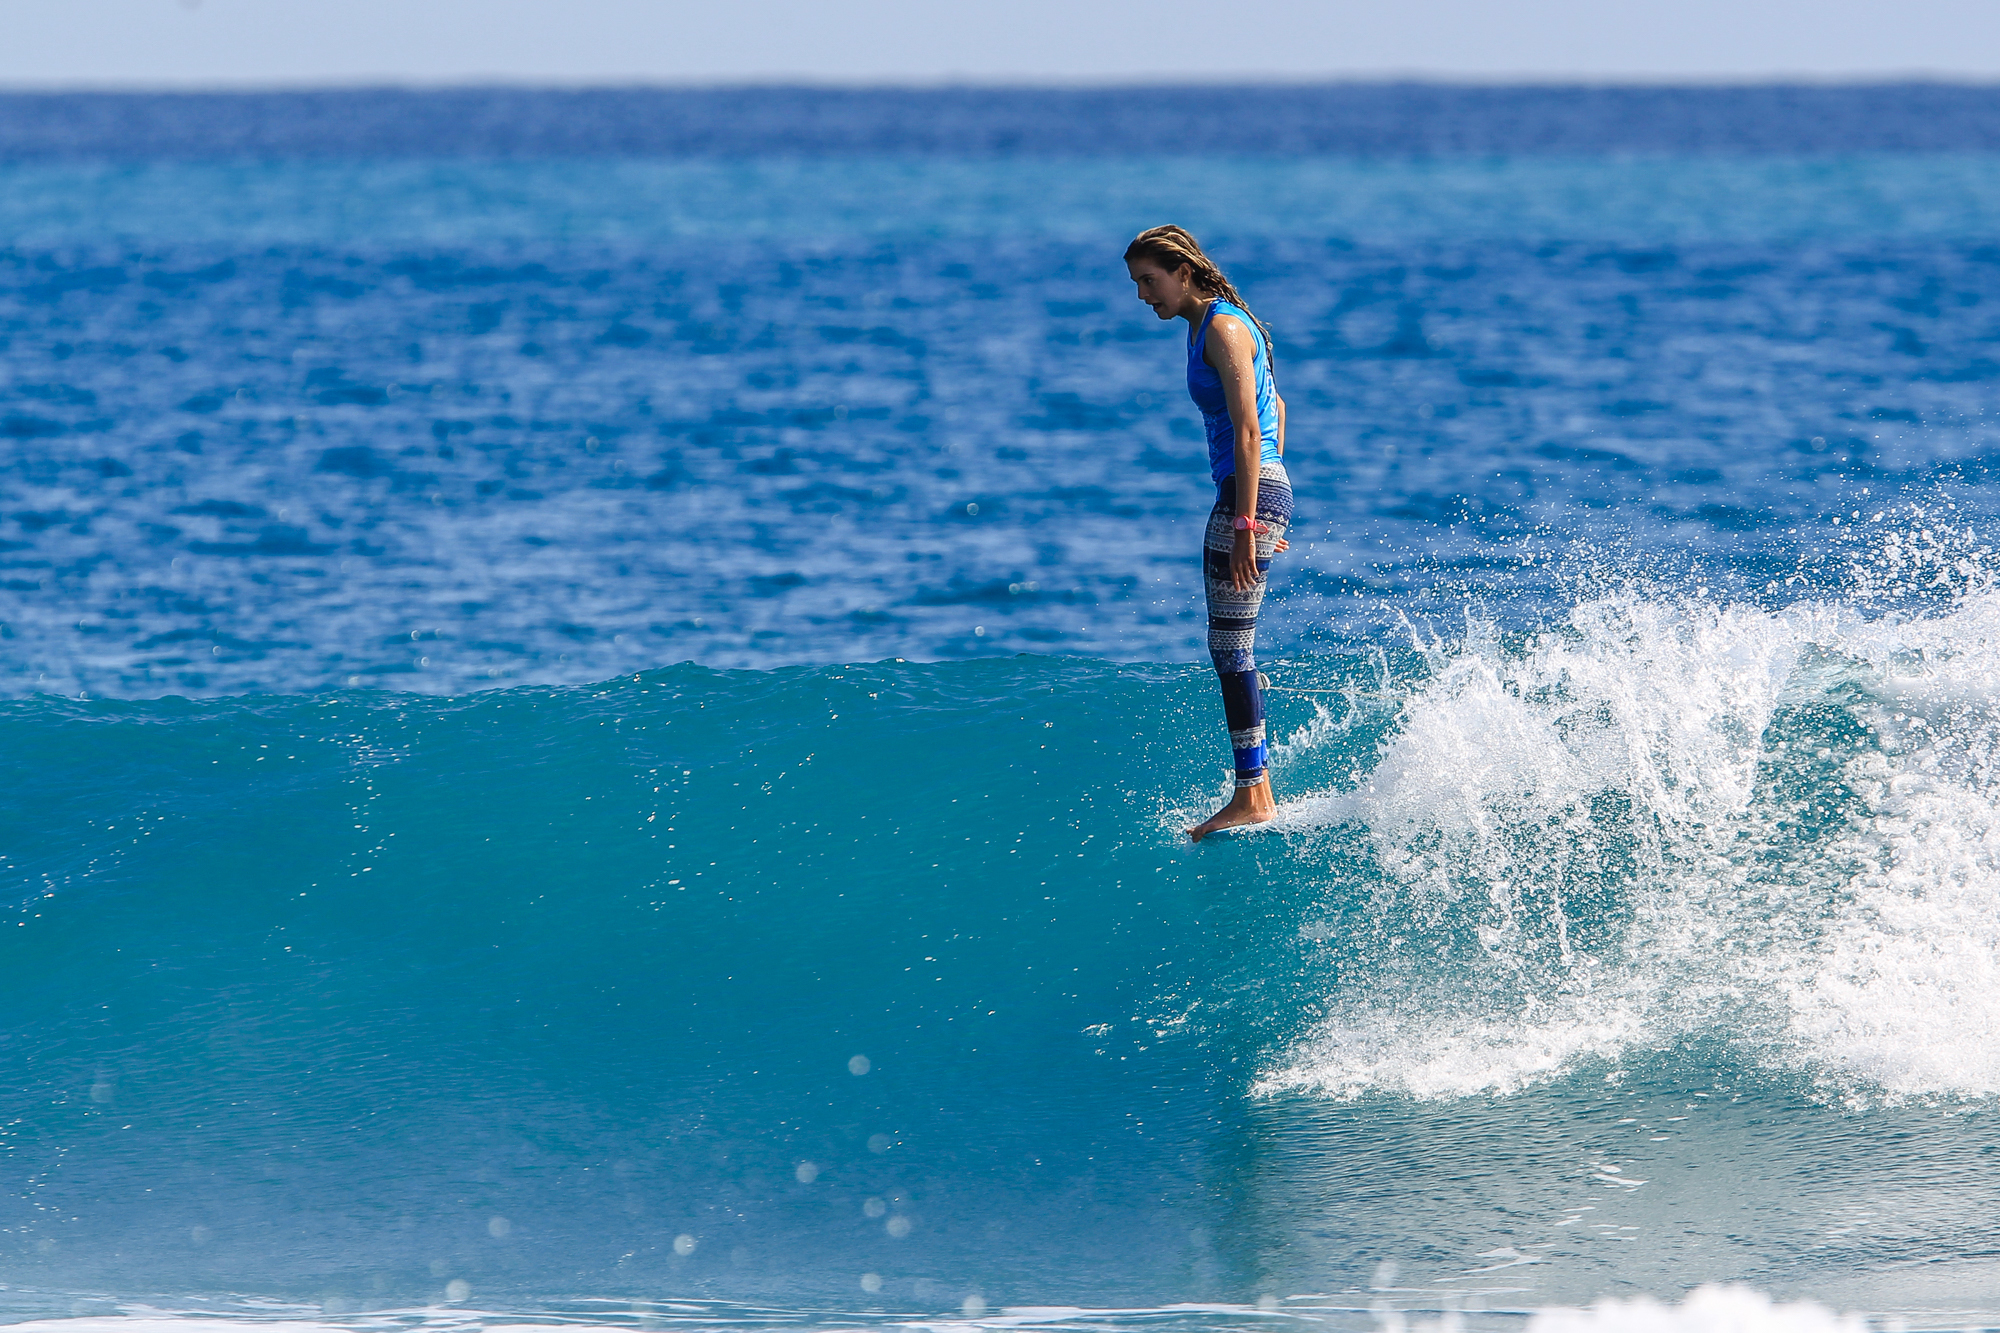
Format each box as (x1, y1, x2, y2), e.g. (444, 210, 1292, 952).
(1261, 521, 2000, 1101)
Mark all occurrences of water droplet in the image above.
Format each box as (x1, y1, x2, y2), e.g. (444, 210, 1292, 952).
(487, 1216, 511, 1238)
(860, 1273, 883, 1294)
(863, 1197, 887, 1218)
(848, 1054, 871, 1076)
(886, 1215, 912, 1238)
(673, 1233, 697, 1256)
(961, 1295, 987, 1318)
(444, 1279, 470, 1302)
(795, 1160, 819, 1183)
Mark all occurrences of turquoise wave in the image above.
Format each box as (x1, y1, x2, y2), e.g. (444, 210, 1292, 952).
(3, 657, 1285, 1307)
(8, 571, 2000, 1320)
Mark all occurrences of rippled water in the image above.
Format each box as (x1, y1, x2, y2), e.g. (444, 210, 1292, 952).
(4, 151, 2000, 696)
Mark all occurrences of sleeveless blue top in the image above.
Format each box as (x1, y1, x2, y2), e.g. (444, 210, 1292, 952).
(1187, 298, 1282, 485)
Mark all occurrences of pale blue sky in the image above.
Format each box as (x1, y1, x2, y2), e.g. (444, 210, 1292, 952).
(3, 0, 1997, 86)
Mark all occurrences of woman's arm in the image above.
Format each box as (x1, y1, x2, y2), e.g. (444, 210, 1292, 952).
(1206, 313, 1265, 592)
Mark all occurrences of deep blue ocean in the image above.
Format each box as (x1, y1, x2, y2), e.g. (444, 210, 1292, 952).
(5, 86, 2000, 1332)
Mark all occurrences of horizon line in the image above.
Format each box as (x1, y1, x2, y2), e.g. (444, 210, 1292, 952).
(3, 72, 1999, 96)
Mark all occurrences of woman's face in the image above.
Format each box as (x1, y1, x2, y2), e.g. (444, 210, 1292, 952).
(1128, 258, 1200, 321)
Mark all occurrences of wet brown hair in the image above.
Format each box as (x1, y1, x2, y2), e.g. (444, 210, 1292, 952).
(1123, 225, 1275, 371)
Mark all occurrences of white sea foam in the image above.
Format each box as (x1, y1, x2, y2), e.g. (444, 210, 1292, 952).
(1260, 554, 2000, 1101)
(1524, 1284, 1869, 1333)
(1775, 589, 2000, 1097)
(0, 1290, 1879, 1333)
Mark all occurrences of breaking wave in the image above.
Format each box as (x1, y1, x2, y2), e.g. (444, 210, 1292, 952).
(1259, 520, 2000, 1101)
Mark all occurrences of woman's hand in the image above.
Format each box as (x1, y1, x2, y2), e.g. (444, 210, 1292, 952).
(1231, 525, 1289, 587)
(1231, 529, 1261, 591)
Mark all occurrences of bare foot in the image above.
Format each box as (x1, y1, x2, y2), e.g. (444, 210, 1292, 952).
(1188, 780, 1276, 842)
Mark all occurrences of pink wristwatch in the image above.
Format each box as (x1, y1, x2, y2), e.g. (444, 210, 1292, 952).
(1232, 515, 1267, 534)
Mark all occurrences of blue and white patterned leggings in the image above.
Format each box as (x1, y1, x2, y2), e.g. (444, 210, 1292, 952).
(1203, 471, 1293, 788)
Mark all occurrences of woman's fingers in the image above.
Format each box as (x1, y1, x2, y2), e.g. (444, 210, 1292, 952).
(1273, 537, 1290, 553)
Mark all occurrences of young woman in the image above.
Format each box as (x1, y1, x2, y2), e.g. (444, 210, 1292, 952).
(1124, 225, 1293, 842)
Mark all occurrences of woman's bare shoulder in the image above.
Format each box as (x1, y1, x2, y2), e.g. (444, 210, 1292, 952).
(1203, 309, 1256, 366)
(1206, 309, 1254, 344)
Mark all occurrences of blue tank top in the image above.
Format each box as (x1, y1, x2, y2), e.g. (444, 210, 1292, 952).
(1186, 298, 1282, 485)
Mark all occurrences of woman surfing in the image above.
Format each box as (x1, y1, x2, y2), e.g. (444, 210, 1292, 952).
(1124, 225, 1293, 842)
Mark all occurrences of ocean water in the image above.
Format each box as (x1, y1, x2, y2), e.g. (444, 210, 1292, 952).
(5, 87, 2000, 1332)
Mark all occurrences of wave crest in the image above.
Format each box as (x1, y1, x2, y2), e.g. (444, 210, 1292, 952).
(1259, 575, 2000, 1101)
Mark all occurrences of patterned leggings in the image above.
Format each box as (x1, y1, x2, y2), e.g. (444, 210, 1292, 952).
(1203, 471, 1293, 788)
